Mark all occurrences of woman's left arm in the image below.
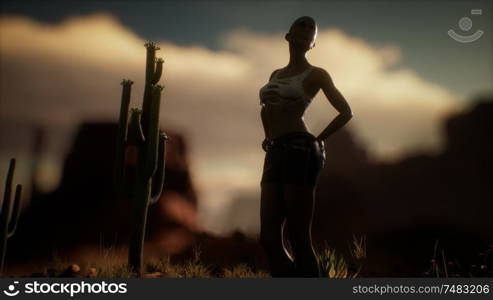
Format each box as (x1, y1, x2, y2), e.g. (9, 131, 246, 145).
(316, 68, 353, 142)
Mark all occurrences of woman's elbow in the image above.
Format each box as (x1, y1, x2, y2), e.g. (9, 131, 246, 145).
(342, 110, 353, 120)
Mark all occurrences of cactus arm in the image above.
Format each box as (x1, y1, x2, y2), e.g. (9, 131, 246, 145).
(144, 42, 158, 84)
(142, 42, 160, 137)
(127, 109, 145, 145)
(1, 159, 15, 232)
(115, 79, 133, 193)
(7, 185, 22, 238)
(0, 158, 16, 273)
(150, 132, 168, 204)
(144, 85, 163, 178)
(151, 58, 164, 84)
(141, 86, 152, 137)
(1, 159, 14, 217)
(118, 80, 133, 142)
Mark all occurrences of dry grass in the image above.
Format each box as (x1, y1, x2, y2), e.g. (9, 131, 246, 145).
(317, 235, 367, 278)
(32, 237, 368, 278)
(221, 264, 270, 278)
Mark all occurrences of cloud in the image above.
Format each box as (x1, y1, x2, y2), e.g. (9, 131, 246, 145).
(0, 13, 463, 234)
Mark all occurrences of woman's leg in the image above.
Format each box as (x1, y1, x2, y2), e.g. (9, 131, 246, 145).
(284, 183, 321, 277)
(260, 182, 296, 277)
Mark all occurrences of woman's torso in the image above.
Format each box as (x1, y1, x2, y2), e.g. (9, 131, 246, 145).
(259, 65, 319, 139)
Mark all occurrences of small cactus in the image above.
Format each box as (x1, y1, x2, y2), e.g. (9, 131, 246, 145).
(0, 158, 22, 274)
(115, 42, 169, 275)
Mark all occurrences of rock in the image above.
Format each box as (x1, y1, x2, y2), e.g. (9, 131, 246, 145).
(58, 264, 81, 277)
(87, 267, 97, 277)
(142, 272, 162, 278)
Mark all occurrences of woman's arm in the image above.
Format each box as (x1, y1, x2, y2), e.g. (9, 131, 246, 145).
(316, 69, 353, 142)
(260, 105, 273, 151)
(260, 105, 271, 139)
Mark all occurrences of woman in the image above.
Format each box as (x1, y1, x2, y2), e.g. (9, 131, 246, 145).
(259, 16, 353, 277)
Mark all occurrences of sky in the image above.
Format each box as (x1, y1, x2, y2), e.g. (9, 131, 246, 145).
(0, 0, 492, 235)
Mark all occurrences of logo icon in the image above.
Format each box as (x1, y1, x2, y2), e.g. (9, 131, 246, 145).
(3, 281, 20, 297)
(448, 9, 483, 43)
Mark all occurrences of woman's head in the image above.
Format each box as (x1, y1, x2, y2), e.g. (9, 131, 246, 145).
(285, 16, 318, 51)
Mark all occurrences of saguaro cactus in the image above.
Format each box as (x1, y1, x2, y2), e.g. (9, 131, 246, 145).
(115, 42, 168, 274)
(0, 158, 22, 274)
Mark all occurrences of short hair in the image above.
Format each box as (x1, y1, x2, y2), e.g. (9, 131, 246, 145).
(289, 16, 317, 33)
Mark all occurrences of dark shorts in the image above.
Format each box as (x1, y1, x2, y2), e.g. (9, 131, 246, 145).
(260, 132, 325, 187)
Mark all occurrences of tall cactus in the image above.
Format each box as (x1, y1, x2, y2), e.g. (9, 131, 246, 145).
(115, 42, 168, 275)
(0, 158, 22, 274)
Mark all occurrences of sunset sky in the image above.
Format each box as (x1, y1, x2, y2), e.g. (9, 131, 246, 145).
(1, 0, 491, 235)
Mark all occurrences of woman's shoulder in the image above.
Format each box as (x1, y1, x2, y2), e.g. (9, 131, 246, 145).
(309, 65, 330, 76)
(268, 68, 281, 80)
(307, 65, 333, 85)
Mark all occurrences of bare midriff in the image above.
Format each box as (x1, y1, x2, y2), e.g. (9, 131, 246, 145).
(261, 96, 309, 140)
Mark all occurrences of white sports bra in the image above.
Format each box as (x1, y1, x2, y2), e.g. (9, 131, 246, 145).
(259, 66, 314, 106)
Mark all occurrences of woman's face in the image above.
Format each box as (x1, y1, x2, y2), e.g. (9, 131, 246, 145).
(287, 17, 317, 50)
